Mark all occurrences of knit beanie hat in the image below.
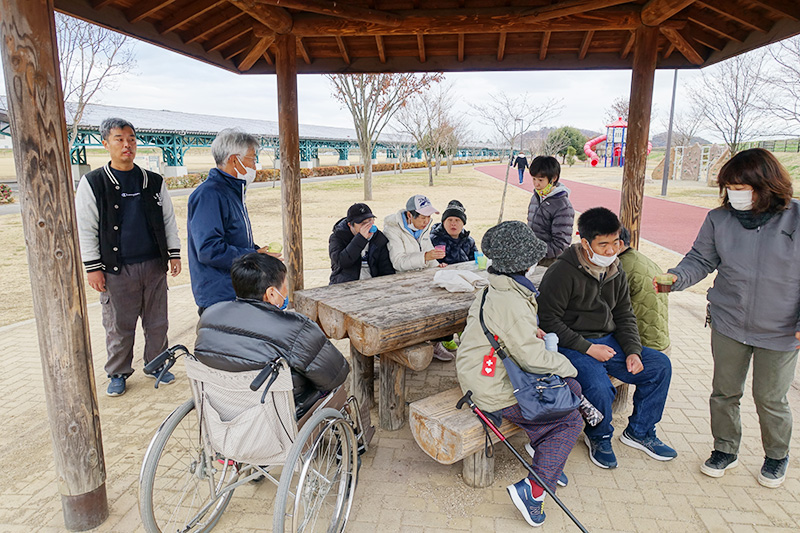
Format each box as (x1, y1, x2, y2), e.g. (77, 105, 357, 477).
(441, 200, 467, 224)
(481, 221, 547, 274)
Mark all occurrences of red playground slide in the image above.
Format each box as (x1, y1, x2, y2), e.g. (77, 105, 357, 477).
(583, 135, 606, 167)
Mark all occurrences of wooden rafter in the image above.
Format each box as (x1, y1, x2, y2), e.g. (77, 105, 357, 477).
(688, 25, 726, 52)
(222, 35, 251, 60)
(519, 0, 632, 22)
(621, 30, 635, 59)
(184, 7, 245, 44)
(664, 42, 675, 58)
(641, 0, 695, 26)
(204, 25, 251, 52)
(263, 49, 274, 65)
(684, 6, 748, 42)
(417, 34, 426, 63)
(158, 0, 225, 34)
(579, 30, 594, 59)
(375, 35, 387, 63)
(126, 0, 176, 24)
(238, 35, 276, 71)
(256, 0, 403, 27)
(539, 31, 551, 60)
(694, 0, 772, 33)
(289, 9, 656, 36)
(335, 36, 350, 65)
(227, 0, 293, 34)
(297, 37, 311, 64)
(90, 0, 116, 8)
(497, 32, 507, 61)
(458, 33, 465, 62)
(660, 27, 703, 64)
(749, 0, 800, 22)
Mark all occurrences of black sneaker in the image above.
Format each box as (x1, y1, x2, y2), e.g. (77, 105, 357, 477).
(700, 450, 738, 478)
(758, 455, 789, 488)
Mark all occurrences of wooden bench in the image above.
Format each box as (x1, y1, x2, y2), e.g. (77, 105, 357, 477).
(409, 379, 629, 487)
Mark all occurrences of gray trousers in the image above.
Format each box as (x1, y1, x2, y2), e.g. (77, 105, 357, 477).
(101, 258, 168, 377)
(710, 329, 799, 459)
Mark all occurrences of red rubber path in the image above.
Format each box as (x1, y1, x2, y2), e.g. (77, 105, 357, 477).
(477, 164, 711, 254)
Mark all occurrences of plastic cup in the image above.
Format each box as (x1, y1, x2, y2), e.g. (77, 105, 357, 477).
(435, 244, 446, 252)
(655, 274, 673, 293)
(268, 242, 283, 254)
(474, 252, 483, 265)
(477, 255, 488, 270)
(369, 225, 377, 234)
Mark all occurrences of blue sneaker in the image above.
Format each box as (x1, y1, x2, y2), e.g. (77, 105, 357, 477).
(524, 443, 568, 487)
(584, 435, 618, 469)
(620, 427, 677, 461)
(506, 478, 546, 527)
(146, 366, 176, 385)
(106, 375, 127, 397)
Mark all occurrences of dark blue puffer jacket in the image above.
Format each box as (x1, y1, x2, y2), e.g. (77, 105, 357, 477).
(430, 223, 478, 265)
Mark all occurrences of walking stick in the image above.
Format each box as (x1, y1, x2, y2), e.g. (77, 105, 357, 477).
(457, 390, 589, 533)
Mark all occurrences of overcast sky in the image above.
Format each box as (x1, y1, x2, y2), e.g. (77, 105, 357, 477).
(0, 34, 791, 143)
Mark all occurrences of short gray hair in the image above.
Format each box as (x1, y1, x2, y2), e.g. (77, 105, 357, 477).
(211, 128, 260, 166)
(100, 117, 136, 140)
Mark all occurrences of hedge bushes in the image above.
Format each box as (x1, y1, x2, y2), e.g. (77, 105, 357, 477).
(164, 158, 497, 190)
(0, 184, 14, 204)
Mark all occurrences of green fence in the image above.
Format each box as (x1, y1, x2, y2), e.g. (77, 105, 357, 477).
(739, 138, 800, 152)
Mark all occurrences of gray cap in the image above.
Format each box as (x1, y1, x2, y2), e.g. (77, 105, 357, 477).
(481, 221, 547, 274)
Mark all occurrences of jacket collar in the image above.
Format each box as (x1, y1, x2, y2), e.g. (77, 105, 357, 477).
(103, 162, 147, 189)
(208, 167, 246, 194)
(488, 273, 538, 304)
(560, 243, 620, 282)
(431, 222, 470, 241)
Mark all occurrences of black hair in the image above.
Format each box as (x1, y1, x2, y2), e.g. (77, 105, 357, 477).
(231, 253, 287, 300)
(577, 207, 621, 244)
(717, 148, 794, 214)
(618, 226, 631, 247)
(407, 209, 421, 218)
(528, 155, 561, 183)
(100, 117, 136, 140)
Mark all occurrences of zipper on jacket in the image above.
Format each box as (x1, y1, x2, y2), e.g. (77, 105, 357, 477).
(742, 226, 762, 344)
(240, 183, 254, 247)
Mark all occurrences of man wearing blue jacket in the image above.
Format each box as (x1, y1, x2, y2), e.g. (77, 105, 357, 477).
(187, 128, 280, 314)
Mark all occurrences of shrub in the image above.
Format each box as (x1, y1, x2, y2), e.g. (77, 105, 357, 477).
(165, 173, 206, 189)
(0, 184, 15, 204)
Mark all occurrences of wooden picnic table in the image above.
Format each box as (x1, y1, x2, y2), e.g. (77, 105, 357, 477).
(294, 263, 486, 430)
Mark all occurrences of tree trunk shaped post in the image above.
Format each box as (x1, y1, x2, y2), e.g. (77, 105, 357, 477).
(620, 25, 658, 249)
(0, 0, 108, 529)
(276, 33, 304, 299)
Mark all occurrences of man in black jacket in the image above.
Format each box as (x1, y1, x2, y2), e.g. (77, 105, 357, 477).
(194, 253, 349, 418)
(328, 203, 395, 284)
(538, 208, 675, 470)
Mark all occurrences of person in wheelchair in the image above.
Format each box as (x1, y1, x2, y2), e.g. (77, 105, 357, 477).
(194, 252, 350, 419)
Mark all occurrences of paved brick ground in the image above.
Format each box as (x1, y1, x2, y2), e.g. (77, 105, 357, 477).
(1, 268, 799, 532)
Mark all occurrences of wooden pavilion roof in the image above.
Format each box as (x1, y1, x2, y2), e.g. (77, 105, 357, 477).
(52, 1, 800, 75)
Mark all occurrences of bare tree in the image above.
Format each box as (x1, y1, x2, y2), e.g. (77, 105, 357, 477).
(394, 84, 451, 186)
(671, 104, 705, 147)
(327, 73, 442, 200)
(765, 36, 800, 131)
(56, 14, 136, 149)
(442, 118, 470, 173)
(472, 92, 562, 223)
(604, 96, 630, 123)
(689, 50, 770, 154)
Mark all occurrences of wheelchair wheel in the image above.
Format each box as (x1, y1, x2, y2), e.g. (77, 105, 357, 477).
(273, 407, 358, 532)
(139, 399, 238, 532)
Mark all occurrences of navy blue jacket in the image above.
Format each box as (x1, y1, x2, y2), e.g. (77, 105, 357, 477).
(430, 223, 477, 265)
(328, 218, 395, 284)
(188, 168, 258, 308)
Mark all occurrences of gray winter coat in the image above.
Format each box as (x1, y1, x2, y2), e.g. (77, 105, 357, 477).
(194, 299, 350, 417)
(526, 184, 575, 259)
(669, 200, 800, 351)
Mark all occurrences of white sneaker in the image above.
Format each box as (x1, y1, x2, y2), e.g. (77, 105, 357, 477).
(432, 342, 455, 362)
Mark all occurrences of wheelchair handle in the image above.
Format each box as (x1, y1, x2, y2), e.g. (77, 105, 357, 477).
(250, 360, 283, 403)
(144, 344, 189, 375)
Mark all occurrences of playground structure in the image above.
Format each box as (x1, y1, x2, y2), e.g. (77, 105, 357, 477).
(584, 117, 652, 167)
(652, 143, 730, 184)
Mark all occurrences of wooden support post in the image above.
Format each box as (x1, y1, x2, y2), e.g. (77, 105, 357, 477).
(462, 451, 495, 488)
(276, 33, 304, 299)
(379, 353, 406, 430)
(0, 0, 108, 530)
(350, 345, 374, 411)
(620, 25, 658, 249)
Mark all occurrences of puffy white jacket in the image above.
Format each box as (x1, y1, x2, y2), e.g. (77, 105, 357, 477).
(383, 210, 439, 272)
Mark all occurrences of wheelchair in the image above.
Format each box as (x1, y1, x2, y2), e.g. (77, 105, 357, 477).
(138, 345, 370, 532)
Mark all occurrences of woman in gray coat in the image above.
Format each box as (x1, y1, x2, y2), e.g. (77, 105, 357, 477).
(658, 148, 800, 488)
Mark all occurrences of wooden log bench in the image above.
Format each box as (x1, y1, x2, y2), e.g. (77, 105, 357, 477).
(409, 378, 629, 487)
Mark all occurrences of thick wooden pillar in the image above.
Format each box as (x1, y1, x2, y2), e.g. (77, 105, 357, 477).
(276, 33, 304, 299)
(620, 25, 659, 249)
(0, 0, 108, 530)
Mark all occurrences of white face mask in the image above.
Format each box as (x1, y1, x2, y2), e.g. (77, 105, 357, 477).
(236, 156, 257, 187)
(586, 246, 617, 268)
(727, 188, 753, 211)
